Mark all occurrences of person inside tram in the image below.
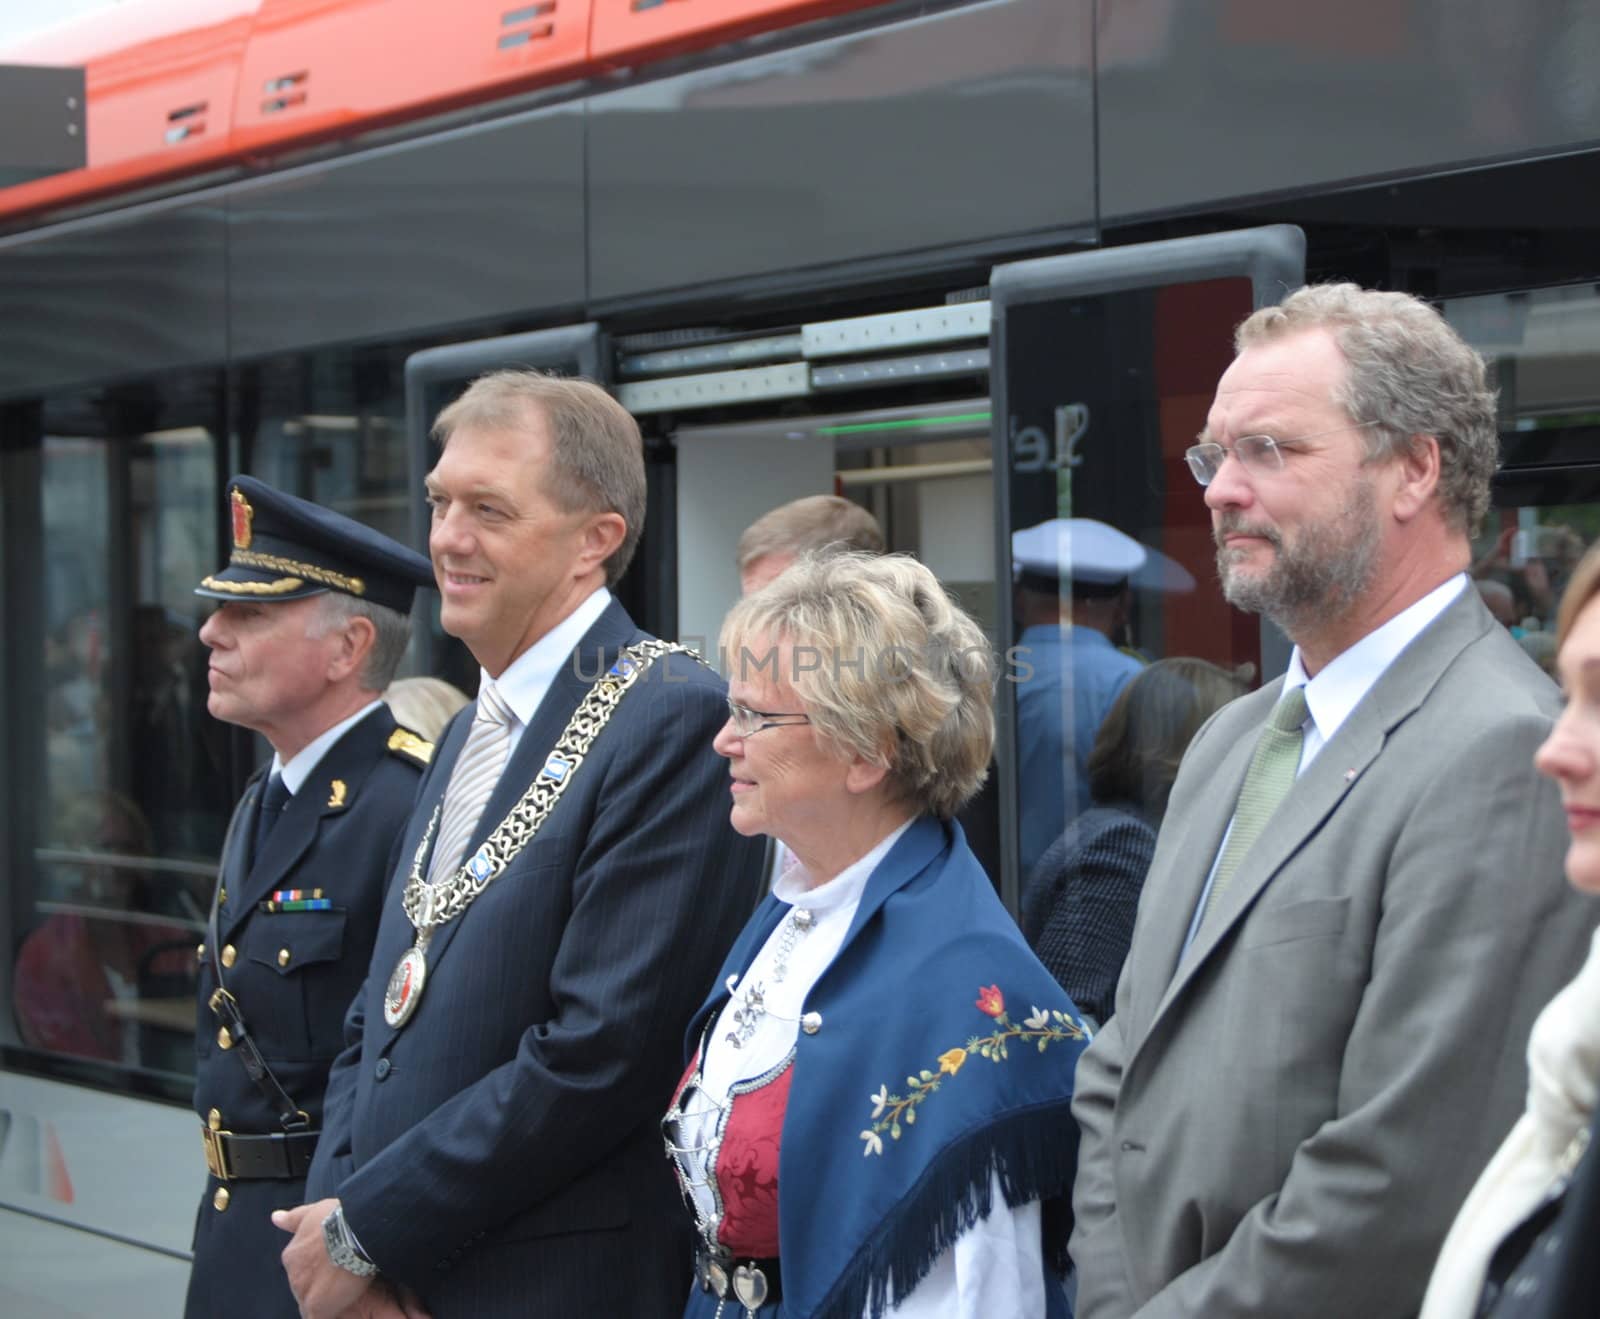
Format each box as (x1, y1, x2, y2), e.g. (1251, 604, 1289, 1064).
(1421, 540, 1600, 1319)
(1477, 577, 1518, 629)
(12, 789, 194, 1066)
(1011, 518, 1147, 878)
(665, 551, 1089, 1318)
(44, 609, 106, 801)
(1020, 656, 1248, 1027)
(130, 602, 232, 858)
(735, 493, 885, 596)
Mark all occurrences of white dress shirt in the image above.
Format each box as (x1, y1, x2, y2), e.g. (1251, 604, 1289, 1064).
(1182, 573, 1468, 957)
(272, 698, 384, 794)
(478, 587, 612, 757)
(674, 821, 1044, 1317)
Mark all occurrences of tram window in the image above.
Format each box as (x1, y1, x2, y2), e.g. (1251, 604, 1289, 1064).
(247, 348, 415, 552)
(1471, 503, 1599, 675)
(675, 402, 995, 653)
(3, 375, 226, 1089)
(841, 428, 997, 642)
(1000, 278, 1263, 886)
(1445, 282, 1600, 671)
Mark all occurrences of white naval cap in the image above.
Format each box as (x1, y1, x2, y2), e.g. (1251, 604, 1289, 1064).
(1011, 517, 1195, 592)
(1012, 518, 1146, 586)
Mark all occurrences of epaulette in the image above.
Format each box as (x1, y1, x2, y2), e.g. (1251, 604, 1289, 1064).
(387, 726, 434, 767)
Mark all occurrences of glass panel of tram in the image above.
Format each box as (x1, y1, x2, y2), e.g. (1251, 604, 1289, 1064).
(991, 278, 1600, 920)
(1000, 279, 1264, 904)
(1447, 282, 1600, 675)
(11, 383, 224, 1085)
(249, 345, 414, 550)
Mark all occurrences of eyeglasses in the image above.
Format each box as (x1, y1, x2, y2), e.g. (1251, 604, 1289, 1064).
(726, 699, 811, 737)
(1184, 420, 1379, 487)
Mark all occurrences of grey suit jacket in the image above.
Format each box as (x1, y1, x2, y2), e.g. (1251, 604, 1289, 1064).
(1070, 586, 1599, 1319)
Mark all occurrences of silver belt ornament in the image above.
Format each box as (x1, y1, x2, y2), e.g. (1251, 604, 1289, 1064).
(700, 1256, 771, 1317)
(383, 641, 695, 1029)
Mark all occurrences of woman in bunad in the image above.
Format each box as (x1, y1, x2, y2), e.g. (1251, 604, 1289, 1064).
(663, 552, 1091, 1319)
(1420, 544, 1600, 1319)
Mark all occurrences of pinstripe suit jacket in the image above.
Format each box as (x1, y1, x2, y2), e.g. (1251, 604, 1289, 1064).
(1070, 587, 1600, 1319)
(307, 601, 764, 1316)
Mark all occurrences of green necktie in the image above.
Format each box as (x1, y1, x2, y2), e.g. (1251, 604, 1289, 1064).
(1199, 686, 1310, 930)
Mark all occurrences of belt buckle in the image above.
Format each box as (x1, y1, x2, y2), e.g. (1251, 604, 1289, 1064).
(200, 1124, 232, 1180)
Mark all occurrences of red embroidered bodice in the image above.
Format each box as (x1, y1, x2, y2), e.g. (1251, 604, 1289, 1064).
(669, 1046, 794, 1258)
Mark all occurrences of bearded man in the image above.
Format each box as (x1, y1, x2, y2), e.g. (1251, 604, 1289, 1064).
(1068, 284, 1597, 1319)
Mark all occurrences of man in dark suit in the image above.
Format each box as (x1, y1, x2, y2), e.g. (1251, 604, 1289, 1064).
(277, 371, 764, 1318)
(186, 476, 436, 1318)
(1070, 285, 1597, 1318)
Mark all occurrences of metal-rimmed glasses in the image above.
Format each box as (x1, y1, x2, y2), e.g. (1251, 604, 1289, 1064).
(725, 699, 811, 737)
(1184, 420, 1380, 487)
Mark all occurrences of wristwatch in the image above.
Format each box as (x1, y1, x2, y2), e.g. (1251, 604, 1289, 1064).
(322, 1205, 379, 1278)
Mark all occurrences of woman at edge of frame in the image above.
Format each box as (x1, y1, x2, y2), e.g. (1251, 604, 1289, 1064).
(664, 551, 1090, 1318)
(1421, 541, 1600, 1319)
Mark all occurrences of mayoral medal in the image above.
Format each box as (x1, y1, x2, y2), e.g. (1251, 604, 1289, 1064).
(384, 945, 428, 1028)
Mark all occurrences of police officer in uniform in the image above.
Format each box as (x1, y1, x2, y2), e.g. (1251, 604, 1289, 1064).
(186, 476, 435, 1319)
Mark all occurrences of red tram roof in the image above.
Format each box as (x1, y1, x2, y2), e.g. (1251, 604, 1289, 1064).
(0, 0, 885, 223)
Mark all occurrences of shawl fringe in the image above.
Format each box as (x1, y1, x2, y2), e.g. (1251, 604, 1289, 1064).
(813, 1098, 1079, 1319)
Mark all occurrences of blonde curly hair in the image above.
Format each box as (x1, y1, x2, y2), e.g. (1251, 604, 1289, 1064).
(720, 552, 994, 818)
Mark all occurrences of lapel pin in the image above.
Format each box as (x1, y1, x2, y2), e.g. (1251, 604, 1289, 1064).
(327, 779, 347, 808)
(1344, 768, 1357, 783)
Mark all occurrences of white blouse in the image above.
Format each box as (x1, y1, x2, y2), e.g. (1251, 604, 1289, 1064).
(671, 823, 1046, 1318)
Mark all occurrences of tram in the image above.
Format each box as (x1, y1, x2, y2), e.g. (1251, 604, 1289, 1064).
(1, 0, 1598, 1312)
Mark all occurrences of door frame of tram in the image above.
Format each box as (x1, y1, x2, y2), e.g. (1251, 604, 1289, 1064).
(398, 228, 1311, 917)
(986, 225, 1306, 914)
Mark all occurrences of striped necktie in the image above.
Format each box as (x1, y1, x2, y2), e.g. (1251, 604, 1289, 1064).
(427, 682, 514, 884)
(1198, 685, 1310, 930)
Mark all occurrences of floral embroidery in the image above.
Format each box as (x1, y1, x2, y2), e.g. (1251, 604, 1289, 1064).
(858, 989, 1089, 1156)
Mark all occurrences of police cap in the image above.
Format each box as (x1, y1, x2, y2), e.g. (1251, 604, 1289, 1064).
(195, 475, 433, 613)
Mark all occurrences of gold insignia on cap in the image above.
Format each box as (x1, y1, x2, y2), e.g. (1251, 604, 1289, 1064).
(230, 549, 365, 596)
(387, 727, 434, 766)
(230, 488, 254, 549)
(200, 574, 306, 596)
(327, 779, 347, 808)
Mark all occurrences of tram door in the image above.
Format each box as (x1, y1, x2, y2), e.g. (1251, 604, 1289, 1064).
(988, 226, 1306, 912)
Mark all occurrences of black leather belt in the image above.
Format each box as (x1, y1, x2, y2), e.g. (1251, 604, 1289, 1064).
(695, 1251, 782, 1310)
(201, 1124, 318, 1181)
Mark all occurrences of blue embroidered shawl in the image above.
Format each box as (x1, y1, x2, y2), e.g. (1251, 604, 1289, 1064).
(679, 816, 1091, 1318)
